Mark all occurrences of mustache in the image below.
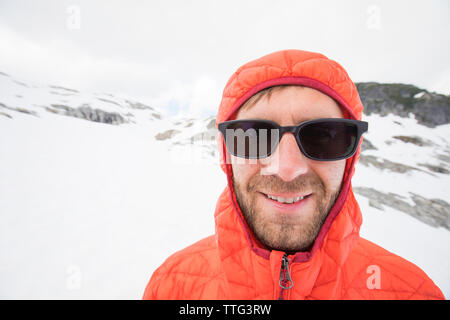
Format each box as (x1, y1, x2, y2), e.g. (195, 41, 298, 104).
(245, 172, 325, 195)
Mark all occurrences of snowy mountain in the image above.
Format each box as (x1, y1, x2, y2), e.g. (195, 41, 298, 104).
(0, 72, 449, 299)
(0, 71, 163, 126)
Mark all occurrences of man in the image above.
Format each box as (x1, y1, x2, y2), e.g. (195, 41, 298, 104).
(143, 49, 444, 299)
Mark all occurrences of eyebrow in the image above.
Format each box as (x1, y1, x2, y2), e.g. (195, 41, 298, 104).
(243, 117, 316, 126)
(294, 118, 315, 125)
(253, 117, 316, 126)
(293, 116, 343, 125)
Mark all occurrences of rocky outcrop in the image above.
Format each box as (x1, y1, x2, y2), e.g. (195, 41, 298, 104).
(354, 187, 450, 230)
(47, 104, 126, 125)
(356, 82, 450, 127)
(155, 129, 181, 140)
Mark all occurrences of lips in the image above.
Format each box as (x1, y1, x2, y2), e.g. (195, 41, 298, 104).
(261, 192, 312, 205)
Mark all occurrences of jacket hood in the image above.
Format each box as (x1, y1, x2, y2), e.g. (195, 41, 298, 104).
(215, 49, 365, 265)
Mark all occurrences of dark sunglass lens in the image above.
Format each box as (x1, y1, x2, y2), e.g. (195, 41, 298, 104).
(299, 121, 357, 159)
(224, 121, 279, 158)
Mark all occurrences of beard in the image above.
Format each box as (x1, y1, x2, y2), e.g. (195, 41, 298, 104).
(233, 171, 341, 253)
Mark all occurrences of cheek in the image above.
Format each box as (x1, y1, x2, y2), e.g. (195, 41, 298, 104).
(312, 160, 346, 193)
(231, 159, 261, 187)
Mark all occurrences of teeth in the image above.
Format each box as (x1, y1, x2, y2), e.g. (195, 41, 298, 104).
(267, 194, 305, 204)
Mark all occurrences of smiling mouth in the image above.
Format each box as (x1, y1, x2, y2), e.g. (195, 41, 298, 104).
(262, 192, 312, 204)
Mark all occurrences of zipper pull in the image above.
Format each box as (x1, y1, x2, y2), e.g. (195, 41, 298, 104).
(279, 254, 294, 290)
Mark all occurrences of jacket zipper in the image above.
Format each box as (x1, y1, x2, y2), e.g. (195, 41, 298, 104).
(278, 253, 293, 300)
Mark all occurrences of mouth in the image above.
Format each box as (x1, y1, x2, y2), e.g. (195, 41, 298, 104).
(265, 193, 308, 204)
(261, 191, 311, 203)
(260, 193, 313, 215)
(259, 192, 314, 217)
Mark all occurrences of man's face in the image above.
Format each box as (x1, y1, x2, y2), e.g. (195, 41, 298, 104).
(231, 86, 346, 253)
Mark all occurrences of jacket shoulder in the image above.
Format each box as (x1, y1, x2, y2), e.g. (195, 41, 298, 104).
(143, 235, 225, 299)
(343, 237, 444, 299)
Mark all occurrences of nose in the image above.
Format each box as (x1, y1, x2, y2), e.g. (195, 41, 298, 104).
(259, 132, 308, 181)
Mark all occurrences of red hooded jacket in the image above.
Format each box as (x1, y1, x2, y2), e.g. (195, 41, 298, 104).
(143, 50, 444, 300)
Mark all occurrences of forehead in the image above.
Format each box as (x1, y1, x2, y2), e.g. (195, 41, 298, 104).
(235, 86, 343, 125)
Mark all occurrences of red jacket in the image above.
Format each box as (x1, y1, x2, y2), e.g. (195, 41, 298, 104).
(143, 50, 444, 300)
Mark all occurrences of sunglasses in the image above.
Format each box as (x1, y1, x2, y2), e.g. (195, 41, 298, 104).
(218, 118, 368, 161)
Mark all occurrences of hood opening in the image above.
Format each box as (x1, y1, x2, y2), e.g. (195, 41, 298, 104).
(220, 76, 361, 263)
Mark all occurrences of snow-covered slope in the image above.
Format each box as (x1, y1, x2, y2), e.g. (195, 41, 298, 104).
(0, 71, 164, 126)
(0, 73, 449, 299)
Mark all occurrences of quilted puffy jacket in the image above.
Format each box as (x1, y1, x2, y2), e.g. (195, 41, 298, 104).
(143, 50, 444, 300)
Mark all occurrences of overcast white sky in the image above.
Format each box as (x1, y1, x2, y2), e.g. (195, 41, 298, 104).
(0, 0, 449, 116)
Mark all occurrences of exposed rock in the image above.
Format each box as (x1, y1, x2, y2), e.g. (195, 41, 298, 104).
(155, 129, 181, 140)
(13, 80, 29, 88)
(0, 111, 12, 118)
(0, 102, 38, 117)
(361, 138, 377, 152)
(392, 135, 435, 147)
(417, 163, 449, 175)
(48, 104, 126, 125)
(354, 187, 450, 230)
(436, 153, 450, 164)
(356, 82, 450, 127)
(206, 118, 216, 130)
(49, 91, 75, 96)
(49, 85, 79, 93)
(97, 98, 122, 107)
(358, 154, 429, 175)
(125, 100, 154, 111)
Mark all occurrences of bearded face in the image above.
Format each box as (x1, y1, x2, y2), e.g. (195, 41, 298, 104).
(230, 86, 346, 253)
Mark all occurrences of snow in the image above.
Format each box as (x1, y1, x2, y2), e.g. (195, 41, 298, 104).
(414, 91, 425, 99)
(0, 108, 448, 299)
(0, 73, 164, 125)
(355, 113, 450, 200)
(0, 115, 224, 299)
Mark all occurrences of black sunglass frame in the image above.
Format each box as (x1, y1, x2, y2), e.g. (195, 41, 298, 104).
(218, 118, 368, 161)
